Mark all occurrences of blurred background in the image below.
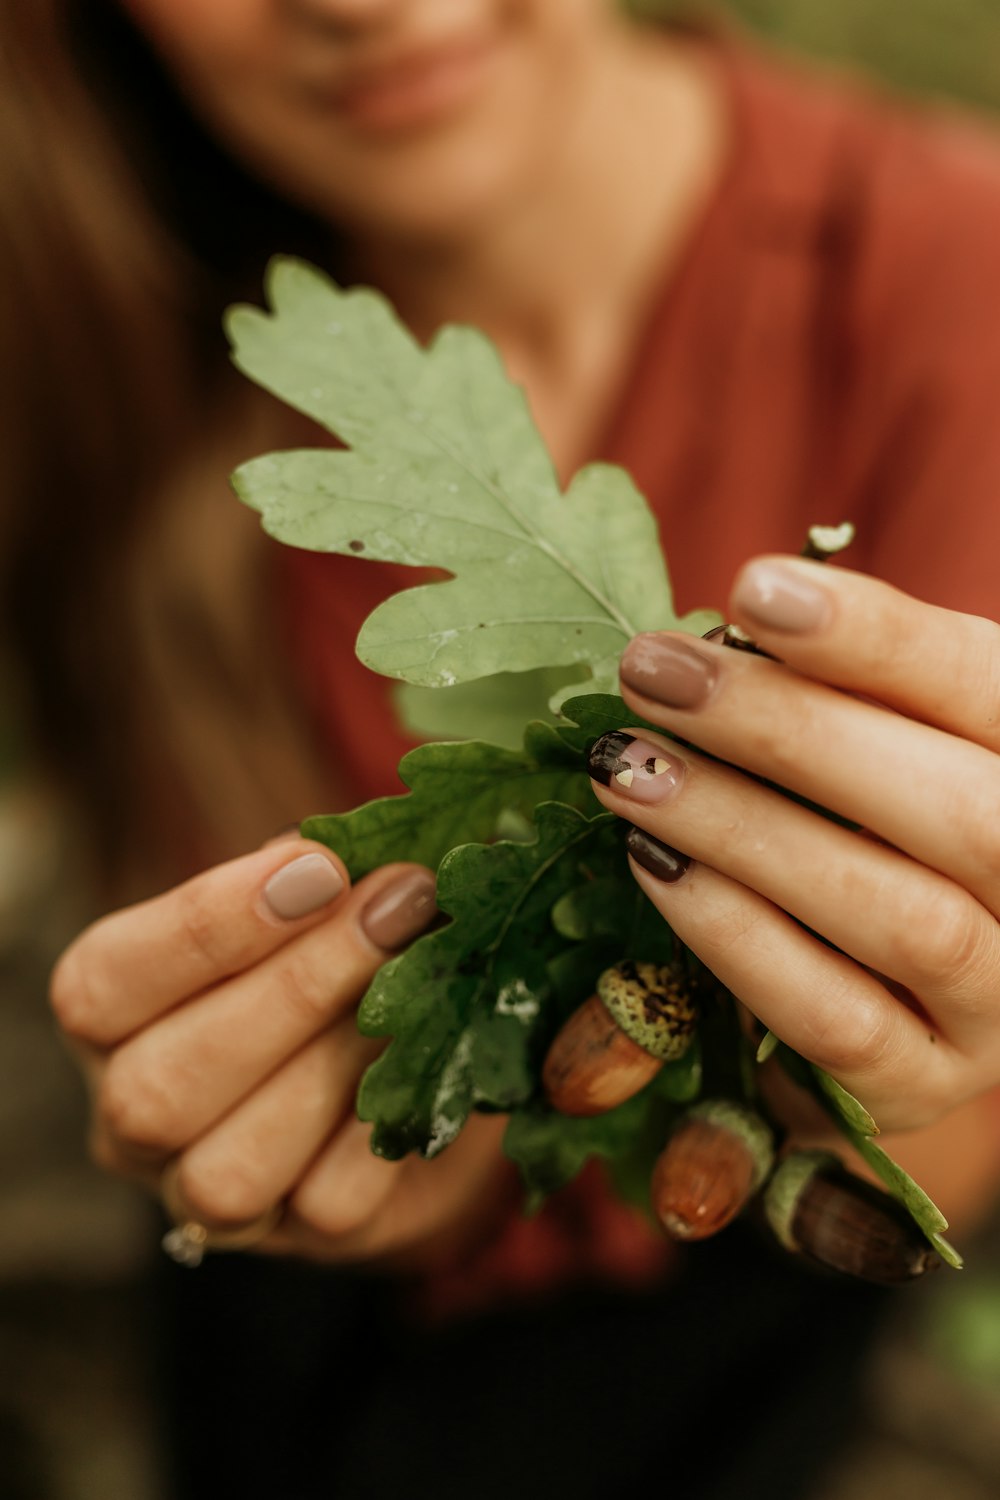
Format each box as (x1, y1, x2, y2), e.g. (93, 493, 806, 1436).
(3, 2, 1000, 1497)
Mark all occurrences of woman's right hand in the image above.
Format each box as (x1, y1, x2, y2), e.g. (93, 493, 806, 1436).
(49, 840, 511, 1267)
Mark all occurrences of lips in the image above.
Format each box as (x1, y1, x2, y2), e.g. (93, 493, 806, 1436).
(317, 33, 499, 133)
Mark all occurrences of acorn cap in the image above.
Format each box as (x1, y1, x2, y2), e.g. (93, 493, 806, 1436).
(597, 960, 697, 1063)
(764, 1151, 941, 1284)
(764, 1150, 841, 1253)
(687, 1100, 775, 1193)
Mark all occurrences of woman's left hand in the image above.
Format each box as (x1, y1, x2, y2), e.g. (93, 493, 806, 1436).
(589, 554, 1000, 1134)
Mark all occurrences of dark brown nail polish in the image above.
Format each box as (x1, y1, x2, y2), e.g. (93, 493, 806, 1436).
(625, 826, 690, 882)
(361, 868, 438, 950)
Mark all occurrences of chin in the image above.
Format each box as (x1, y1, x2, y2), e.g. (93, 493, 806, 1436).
(323, 153, 534, 245)
(259, 102, 545, 247)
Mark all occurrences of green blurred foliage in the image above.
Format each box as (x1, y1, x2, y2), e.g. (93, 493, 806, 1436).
(638, 0, 1000, 111)
(926, 1275, 1000, 1390)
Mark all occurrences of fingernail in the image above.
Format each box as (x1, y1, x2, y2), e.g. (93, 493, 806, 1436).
(625, 826, 690, 882)
(361, 868, 438, 950)
(588, 732, 685, 804)
(731, 560, 832, 634)
(263, 853, 344, 920)
(620, 633, 719, 709)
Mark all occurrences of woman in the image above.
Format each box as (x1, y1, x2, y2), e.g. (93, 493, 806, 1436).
(11, 0, 1000, 1495)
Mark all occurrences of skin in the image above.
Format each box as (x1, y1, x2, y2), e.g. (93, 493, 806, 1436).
(52, 1, 1000, 1257)
(54, 840, 512, 1263)
(52, 0, 727, 1261)
(605, 559, 1000, 1223)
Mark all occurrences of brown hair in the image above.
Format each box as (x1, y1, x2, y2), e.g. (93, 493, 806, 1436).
(0, 0, 337, 898)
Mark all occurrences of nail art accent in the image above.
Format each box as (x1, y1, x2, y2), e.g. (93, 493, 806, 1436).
(625, 826, 690, 883)
(361, 868, 438, 950)
(588, 732, 684, 804)
(731, 560, 832, 634)
(620, 633, 719, 709)
(264, 853, 344, 920)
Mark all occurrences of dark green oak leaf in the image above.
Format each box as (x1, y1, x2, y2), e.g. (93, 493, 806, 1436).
(356, 803, 619, 1159)
(302, 720, 595, 880)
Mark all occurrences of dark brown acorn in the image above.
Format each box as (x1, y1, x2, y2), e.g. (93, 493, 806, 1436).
(764, 1150, 941, 1285)
(651, 1100, 775, 1242)
(543, 960, 697, 1117)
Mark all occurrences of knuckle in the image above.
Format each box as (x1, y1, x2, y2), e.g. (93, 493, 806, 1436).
(960, 614, 1000, 705)
(699, 899, 769, 960)
(888, 888, 984, 988)
(97, 1052, 180, 1153)
(49, 931, 117, 1044)
(274, 945, 340, 1029)
(799, 979, 905, 1080)
(175, 880, 229, 975)
(960, 795, 1000, 885)
(177, 1154, 265, 1228)
(747, 696, 822, 783)
(292, 1178, 366, 1242)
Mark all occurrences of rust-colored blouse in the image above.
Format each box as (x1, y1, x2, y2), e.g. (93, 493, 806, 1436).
(276, 32, 1000, 1302)
(281, 32, 1000, 802)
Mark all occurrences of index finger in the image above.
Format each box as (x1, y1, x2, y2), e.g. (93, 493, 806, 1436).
(51, 840, 348, 1046)
(728, 555, 1000, 750)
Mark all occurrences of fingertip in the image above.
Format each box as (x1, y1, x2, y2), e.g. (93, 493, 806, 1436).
(728, 556, 835, 638)
(261, 846, 348, 922)
(358, 864, 439, 951)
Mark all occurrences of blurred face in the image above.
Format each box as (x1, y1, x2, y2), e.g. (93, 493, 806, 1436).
(119, 0, 611, 240)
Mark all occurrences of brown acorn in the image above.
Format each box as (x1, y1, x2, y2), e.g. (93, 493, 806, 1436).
(542, 960, 697, 1117)
(651, 1100, 775, 1242)
(764, 1150, 941, 1285)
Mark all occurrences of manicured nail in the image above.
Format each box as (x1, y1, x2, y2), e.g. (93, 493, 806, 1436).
(264, 853, 344, 920)
(731, 560, 832, 634)
(625, 826, 690, 882)
(588, 732, 684, 804)
(620, 633, 719, 709)
(361, 868, 438, 950)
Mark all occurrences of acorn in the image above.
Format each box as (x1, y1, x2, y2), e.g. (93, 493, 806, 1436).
(651, 1100, 775, 1242)
(542, 960, 697, 1117)
(764, 1150, 941, 1285)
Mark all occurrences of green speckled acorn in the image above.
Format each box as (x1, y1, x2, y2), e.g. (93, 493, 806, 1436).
(543, 960, 697, 1117)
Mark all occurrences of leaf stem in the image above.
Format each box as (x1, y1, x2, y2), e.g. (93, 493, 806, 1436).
(418, 419, 638, 640)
